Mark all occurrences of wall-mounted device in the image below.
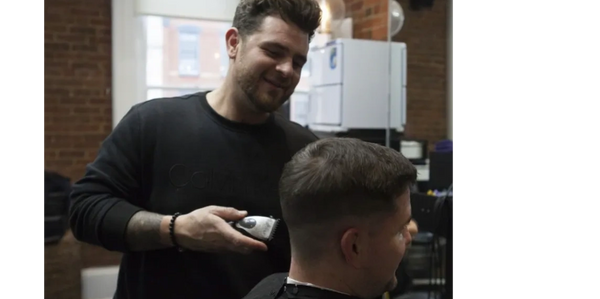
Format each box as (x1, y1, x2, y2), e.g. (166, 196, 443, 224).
(306, 38, 407, 134)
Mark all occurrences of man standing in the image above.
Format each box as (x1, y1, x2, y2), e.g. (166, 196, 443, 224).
(69, 1, 322, 299)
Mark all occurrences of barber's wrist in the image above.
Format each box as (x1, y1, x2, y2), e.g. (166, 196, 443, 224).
(160, 215, 174, 246)
(165, 213, 189, 251)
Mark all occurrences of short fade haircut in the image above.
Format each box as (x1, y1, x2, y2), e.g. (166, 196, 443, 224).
(280, 138, 417, 261)
(232, 0, 322, 42)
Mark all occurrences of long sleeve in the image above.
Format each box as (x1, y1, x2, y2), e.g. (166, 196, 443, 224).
(69, 105, 145, 252)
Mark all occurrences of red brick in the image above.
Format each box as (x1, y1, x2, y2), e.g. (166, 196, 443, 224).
(351, 1, 364, 11)
(342, 0, 449, 147)
(59, 150, 86, 158)
(45, 0, 117, 288)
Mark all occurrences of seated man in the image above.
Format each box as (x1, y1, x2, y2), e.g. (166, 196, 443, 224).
(244, 137, 417, 299)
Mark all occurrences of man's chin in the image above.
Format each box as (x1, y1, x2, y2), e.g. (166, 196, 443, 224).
(253, 96, 288, 113)
(255, 102, 281, 113)
(385, 276, 398, 293)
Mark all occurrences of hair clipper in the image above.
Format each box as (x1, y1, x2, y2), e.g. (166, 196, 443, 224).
(229, 216, 280, 242)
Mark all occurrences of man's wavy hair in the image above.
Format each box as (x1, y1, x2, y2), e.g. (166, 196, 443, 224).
(232, 0, 322, 42)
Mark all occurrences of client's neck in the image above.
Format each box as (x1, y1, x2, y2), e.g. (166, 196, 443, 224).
(288, 256, 357, 296)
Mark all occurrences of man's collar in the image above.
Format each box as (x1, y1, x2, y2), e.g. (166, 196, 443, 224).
(286, 277, 353, 296)
(284, 276, 366, 299)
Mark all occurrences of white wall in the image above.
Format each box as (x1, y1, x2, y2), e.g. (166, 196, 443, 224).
(81, 266, 119, 299)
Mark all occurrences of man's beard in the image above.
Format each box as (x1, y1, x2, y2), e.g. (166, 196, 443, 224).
(236, 68, 291, 113)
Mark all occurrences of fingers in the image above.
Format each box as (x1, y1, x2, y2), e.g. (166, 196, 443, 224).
(232, 237, 268, 254)
(208, 206, 248, 221)
(220, 222, 268, 253)
(191, 206, 268, 254)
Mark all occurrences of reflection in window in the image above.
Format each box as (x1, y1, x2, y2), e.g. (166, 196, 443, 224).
(178, 26, 200, 77)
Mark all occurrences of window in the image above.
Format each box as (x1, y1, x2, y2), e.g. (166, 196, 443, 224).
(112, 0, 240, 127)
(178, 89, 200, 96)
(146, 88, 201, 101)
(219, 30, 229, 77)
(143, 16, 231, 102)
(178, 26, 200, 77)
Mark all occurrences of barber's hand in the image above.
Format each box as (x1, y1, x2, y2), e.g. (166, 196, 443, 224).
(174, 205, 268, 254)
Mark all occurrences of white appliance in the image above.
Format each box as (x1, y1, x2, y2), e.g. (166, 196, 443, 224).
(306, 38, 407, 132)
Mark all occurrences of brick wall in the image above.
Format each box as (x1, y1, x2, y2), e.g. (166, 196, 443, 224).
(393, 0, 449, 147)
(345, 0, 450, 148)
(45, 231, 82, 299)
(45, 0, 122, 272)
(345, 0, 389, 41)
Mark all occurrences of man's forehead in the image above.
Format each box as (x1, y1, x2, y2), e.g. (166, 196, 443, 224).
(251, 16, 308, 43)
(252, 34, 308, 49)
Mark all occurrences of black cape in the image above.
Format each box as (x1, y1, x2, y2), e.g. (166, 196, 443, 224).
(242, 273, 371, 299)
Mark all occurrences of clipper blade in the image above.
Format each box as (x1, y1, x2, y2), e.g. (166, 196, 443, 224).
(231, 216, 280, 242)
(267, 218, 280, 241)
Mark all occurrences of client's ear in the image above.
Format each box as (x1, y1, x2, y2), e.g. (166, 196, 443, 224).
(340, 227, 367, 268)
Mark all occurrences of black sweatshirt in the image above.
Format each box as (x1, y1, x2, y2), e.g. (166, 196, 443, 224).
(69, 92, 318, 299)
